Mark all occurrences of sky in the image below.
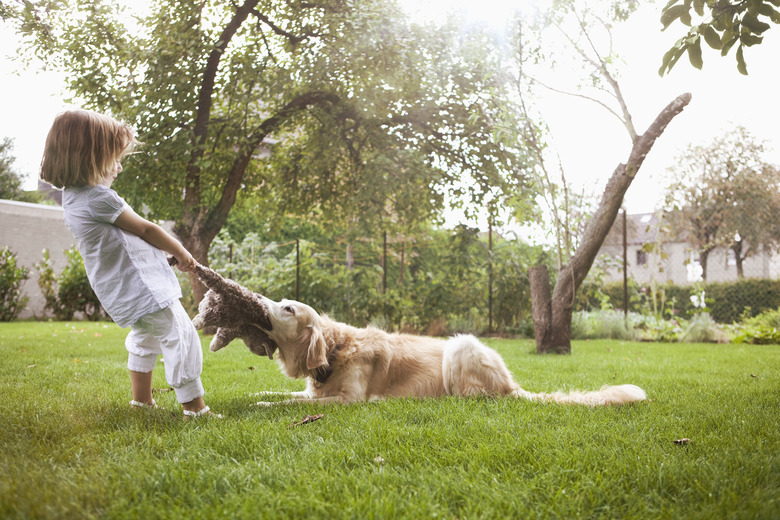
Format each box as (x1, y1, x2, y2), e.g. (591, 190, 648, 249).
(1, 1, 778, 221)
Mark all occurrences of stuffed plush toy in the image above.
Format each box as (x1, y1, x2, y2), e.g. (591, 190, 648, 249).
(187, 263, 278, 359)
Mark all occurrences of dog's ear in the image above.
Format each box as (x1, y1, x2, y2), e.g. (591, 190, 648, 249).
(304, 322, 329, 370)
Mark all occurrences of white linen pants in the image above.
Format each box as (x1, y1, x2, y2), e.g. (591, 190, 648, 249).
(125, 300, 204, 403)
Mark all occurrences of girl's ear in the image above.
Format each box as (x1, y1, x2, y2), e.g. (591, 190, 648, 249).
(305, 321, 329, 370)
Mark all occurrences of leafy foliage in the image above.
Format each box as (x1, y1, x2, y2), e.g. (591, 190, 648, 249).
(11, 0, 529, 277)
(207, 223, 544, 335)
(572, 309, 731, 342)
(0, 246, 29, 321)
(664, 126, 780, 281)
(35, 248, 104, 321)
(571, 310, 636, 340)
(0, 137, 41, 203)
(680, 311, 730, 342)
(577, 277, 780, 326)
(731, 307, 780, 343)
(659, 0, 780, 75)
(706, 278, 780, 323)
(0, 138, 22, 200)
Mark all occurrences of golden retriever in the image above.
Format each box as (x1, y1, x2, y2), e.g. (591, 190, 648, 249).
(214, 296, 646, 407)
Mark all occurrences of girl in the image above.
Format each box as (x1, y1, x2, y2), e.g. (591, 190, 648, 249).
(40, 109, 218, 419)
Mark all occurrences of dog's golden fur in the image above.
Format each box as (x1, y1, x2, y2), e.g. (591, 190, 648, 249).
(242, 297, 646, 407)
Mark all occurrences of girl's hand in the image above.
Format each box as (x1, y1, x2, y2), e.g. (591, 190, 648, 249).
(174, 251, 196, 272)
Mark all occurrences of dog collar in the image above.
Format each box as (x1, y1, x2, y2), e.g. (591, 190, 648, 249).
(312, 344, 342, 386)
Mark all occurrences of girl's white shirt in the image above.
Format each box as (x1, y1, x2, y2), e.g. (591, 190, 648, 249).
(62, 184, 181, 328)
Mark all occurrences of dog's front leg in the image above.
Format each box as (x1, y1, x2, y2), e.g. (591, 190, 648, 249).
(253, 390, 312, 407)
(255, 394, 354, 406)
(253, 390, 311, 398)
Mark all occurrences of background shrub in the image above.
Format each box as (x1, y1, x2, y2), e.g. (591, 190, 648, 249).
(706, 279, 780, 323)
(577, 278, 780, 325)
(731, 307, 780, 344)
(208, 226, 544, 335)
(0, 246, 29, 321)
(681, 312, 730, 343)
(571, 310, 635, 341)
(35, 248, 105, 321)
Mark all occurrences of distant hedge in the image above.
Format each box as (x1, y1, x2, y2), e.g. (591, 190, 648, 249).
(705, 279, 780, 323)
(577, 278, 780, 324)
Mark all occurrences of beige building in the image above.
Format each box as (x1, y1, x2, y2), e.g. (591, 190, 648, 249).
(597, 212, 780, 285)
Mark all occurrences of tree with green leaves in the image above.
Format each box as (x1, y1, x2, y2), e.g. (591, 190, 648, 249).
(10, 0, 524, 302)
(664, 126, 780, 280)
(514, 0, 691, 353)
(659, 0, 780, 75)
(0, 138, 22, 200)
(0, 137, 43, 203)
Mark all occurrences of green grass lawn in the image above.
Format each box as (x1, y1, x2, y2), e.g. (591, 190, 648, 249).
(1, 321, 778, 519)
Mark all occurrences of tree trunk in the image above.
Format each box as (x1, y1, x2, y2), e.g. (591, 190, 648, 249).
(346, 242, 354, 270)
(732, 240, 745, 279)
(530, 93, 692, 354)
(177, 232, 214, 307)
(699, 249, 710, 282)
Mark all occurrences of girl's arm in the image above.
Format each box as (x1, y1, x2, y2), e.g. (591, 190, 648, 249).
(114, 207, 196, 272)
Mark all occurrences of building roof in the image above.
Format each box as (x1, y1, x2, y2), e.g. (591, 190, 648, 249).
(602, 211, 687, 247)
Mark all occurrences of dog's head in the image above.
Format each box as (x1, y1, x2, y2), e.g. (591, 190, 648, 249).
(261, 297, 330, 372)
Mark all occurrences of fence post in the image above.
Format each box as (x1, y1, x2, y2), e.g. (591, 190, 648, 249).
(400, 240, 405, 286)
(623, 209, 628, 321)
(488, 218, 493, 334)
(383, 231, 387, 294)
(399, 239, 405, 330)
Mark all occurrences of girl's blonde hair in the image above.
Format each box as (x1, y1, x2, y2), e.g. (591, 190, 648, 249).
(40, 109, 138, 188)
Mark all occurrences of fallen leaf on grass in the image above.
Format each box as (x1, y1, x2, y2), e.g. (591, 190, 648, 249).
(288, 414, 324, 429)
(750, 374, 757, 378)
(248, 366, 255, 371)
(27, 364, 36, 369)
(673, 438, 692, 446)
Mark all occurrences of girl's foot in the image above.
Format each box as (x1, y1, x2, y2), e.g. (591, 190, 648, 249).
(182, 406, 222, 419)
(129, 399, 157, 409)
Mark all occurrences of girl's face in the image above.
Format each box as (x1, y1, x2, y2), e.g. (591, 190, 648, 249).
(99, 160, 122, 187)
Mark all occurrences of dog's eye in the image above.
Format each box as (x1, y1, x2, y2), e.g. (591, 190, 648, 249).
(283, 305, 295, 316)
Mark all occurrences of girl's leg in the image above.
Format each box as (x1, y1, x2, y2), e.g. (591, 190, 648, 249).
(181, 396, 206, 413)
(153, 302, 213, 414)
(130, 370, 155, 406)
(128, 303, 217, 417)
(126, 327, 160, 408)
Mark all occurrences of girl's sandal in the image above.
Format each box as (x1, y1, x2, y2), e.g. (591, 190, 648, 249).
(130, 399, 158, 409)
(182, 406, 223, 420)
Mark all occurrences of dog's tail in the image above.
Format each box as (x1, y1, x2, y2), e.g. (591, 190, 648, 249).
(513, 384, 646, 406)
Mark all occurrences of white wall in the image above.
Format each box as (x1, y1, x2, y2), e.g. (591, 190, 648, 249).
(599, 241, 780, 285)
(1, 199, 77, 319)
